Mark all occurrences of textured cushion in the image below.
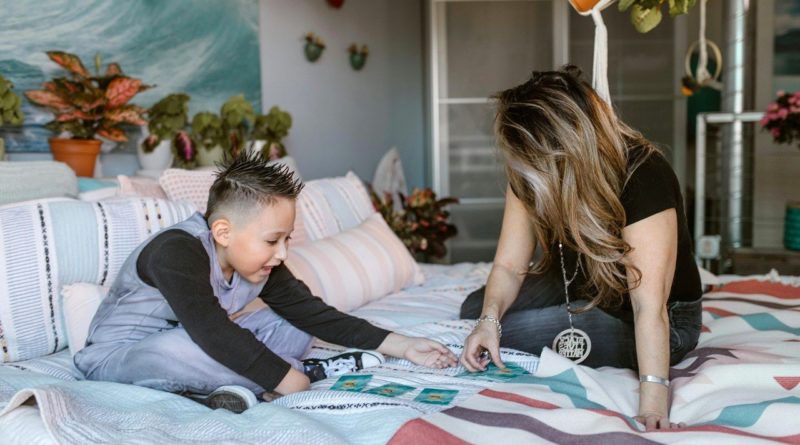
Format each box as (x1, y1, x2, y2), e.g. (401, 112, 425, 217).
(296, 171, 375, 241)
(0, 198, 196, 362)
(62, 283, 109, 356)
(159, 156, 302, 214)
(0, 161, 79, 205)
(284, 213, 423, 312)
(117, 175, 167, 199)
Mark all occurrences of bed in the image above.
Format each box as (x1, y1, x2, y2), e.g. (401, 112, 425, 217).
(1, 263, 799, 444)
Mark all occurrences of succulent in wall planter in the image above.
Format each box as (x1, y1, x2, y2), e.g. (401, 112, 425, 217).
(348, 44, 369, 71)
(251, 106, 292, 160)
(0, 74, 24, 160)
(25, 51, 151, 176)
(304, 33, 326, 62)
(140, 93, 191, 172)
(220, 94, 255, 159)
(191, 111, 225, 167)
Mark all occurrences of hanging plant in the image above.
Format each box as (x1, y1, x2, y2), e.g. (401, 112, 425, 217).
(618, 0, 697, 34)
(304, 33, 326, 62)
(348, 44, 369, 71)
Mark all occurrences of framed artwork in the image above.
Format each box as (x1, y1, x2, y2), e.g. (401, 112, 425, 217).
(0, 0, 261, 153)
(774, 0, 800, 93)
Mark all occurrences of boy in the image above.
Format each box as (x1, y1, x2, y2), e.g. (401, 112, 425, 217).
(74, 152, 457, 413)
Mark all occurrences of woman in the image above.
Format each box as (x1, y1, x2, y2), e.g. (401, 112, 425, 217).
(459, 66, 702, 431)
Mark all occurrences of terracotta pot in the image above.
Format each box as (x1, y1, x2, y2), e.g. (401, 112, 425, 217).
(49, 138, 102, 177)
(569, 0, 601, 13)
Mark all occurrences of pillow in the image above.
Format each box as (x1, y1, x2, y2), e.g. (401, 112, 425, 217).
(159, 156, 303, 214)
(284, 213, 424, 312)
(0, 161, 78, 205)
(0, 197, 195, 362)
(117, 175, 167, 199)
(296, 171, 376, 241)
(62, 283, 109, 356)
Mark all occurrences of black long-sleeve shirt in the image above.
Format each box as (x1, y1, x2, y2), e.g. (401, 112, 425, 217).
(137, 230, 391, 391)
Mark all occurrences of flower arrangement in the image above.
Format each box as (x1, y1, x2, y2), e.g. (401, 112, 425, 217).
(25, 51, 150, 142)
(369, 187, 459, 261)
(760, 90, 800, 148)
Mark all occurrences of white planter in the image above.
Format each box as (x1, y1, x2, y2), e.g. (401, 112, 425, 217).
(137, 139, 173, 172)
(196, 144, 225, 167)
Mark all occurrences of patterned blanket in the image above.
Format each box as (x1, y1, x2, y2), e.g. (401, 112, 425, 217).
(390, 279, 800, 444)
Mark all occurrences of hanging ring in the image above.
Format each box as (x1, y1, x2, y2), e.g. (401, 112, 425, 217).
(684, 39, 723, 83)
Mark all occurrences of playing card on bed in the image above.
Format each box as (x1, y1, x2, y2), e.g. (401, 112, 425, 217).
(456, 362, 530, 381)
(414, 388, 458, 405)
(364, 383, 416, 398)
(330, 374, 372, 392)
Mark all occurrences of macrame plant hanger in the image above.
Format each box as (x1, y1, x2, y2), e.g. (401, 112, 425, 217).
(574, 0, 616, 106)
(684, 0, 723, 91)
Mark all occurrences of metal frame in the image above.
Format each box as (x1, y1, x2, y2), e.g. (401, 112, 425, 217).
(693, 110, 764, 261)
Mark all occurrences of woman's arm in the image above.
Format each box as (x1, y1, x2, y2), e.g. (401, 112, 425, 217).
(622, 207, 680, 431)
(460, 185, 535, 371)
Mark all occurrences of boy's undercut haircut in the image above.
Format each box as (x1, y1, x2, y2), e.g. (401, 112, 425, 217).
(205, 151, 304, 224)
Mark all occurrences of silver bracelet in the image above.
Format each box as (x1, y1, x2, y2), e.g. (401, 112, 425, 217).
(639, 374, 670, 387)
(475, 315, 502, 338)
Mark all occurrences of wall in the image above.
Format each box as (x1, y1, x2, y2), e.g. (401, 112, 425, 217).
(258, 0, 427, 187)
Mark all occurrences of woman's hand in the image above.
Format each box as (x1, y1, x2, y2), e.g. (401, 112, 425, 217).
(634, 411, 686, 431)
(377, 333, 458, 368)
(460, 320, 504, 372)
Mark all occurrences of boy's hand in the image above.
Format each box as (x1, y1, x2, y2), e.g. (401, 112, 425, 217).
(378, 333, 458, 369)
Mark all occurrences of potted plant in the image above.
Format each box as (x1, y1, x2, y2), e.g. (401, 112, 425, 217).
(25, 51, 150, 177)
(760, 90, 800, 251)
(369, 186, 459, 262)
(220, 94, 255, 160)
(140, 93, 190, 172)
(0, 74, 24, 160)
(250, 106, 292, 160)
(191, 111, 225, 167)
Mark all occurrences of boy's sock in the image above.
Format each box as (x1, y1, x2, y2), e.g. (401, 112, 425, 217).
(183, 385, 259, 414)
(302, 350, 385, 383)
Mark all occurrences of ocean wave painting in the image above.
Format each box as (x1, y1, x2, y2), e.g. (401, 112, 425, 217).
(0, 0, 261, 152)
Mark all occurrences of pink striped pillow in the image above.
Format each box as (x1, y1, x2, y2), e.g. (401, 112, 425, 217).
(285, 213, 423, 312)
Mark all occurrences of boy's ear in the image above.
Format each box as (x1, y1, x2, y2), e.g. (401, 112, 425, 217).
(210, 218, 233, 247)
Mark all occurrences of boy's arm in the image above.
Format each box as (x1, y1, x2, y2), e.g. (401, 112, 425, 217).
(138, 230, 292, 392)
(260, 264, 391, 349)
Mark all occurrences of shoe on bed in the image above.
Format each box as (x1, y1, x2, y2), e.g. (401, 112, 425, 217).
(302, 350, 385, 382)
(184, 385, 259, 414)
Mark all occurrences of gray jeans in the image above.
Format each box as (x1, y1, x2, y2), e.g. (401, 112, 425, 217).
(78, 308, 313, 395)
(460, 273, 702, 369)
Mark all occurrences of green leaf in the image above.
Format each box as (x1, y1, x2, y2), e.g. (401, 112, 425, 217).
(669, 0, 696, 17)
(631, 4, 663, 33)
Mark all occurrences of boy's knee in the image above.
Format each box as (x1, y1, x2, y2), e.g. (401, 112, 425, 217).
(460, 287, 486, 319)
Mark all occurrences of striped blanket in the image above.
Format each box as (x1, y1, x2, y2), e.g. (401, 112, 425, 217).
(390, 279, 800, 444)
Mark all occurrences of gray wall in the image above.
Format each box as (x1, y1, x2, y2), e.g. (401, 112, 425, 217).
(258, 0, 427, 187)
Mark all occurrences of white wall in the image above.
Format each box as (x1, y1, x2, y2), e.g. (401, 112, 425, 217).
(258, 0, 427, 187)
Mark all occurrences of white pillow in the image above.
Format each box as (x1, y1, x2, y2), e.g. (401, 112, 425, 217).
(62, 283, 109, 356)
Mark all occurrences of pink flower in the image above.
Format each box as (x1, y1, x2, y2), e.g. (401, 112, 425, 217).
(768, 102, 779, 112)
(778, 108, 789, 119)
(760, 116, 770, 126)
(771, 128, 781, 138)
(777, 90, 786, 97)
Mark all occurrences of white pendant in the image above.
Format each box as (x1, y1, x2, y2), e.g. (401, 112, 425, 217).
(552, 328, 592, 364)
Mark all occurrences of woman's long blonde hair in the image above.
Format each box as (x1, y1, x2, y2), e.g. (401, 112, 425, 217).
(495, 65, 656, 311)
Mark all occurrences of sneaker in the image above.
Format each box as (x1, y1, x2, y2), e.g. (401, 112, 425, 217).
(302, 350, 385, 382)
(184, 385, 259, 414)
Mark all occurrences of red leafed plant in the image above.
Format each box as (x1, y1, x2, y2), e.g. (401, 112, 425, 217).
(25, 51, 151, 141)
(369, 186, 459, 261)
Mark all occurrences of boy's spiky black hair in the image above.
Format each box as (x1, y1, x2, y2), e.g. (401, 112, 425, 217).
(205, 151, 304, 222)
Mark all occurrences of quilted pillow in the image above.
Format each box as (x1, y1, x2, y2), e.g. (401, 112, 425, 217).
(159, 156, 302, 214)
(296, 171, 376, 241)
(0, 198, 196, 362)
(284, 213, 423, 312)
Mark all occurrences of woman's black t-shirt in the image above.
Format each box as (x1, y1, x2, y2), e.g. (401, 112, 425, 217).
(514, 150, 702, 323)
